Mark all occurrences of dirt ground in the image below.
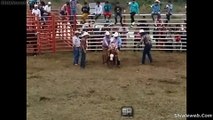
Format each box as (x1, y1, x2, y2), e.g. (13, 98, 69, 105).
(27, 51, 186, 120)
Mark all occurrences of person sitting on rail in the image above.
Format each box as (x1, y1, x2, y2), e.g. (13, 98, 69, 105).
(151, 0, 161, 22)
(32, 4, 41, 20)
(81, 2, 90, 24)
(60, 2, 70, 19)
(164, 0, 173, 22)
(44, 2, 52, 16)
(94, 1, 103, 21)
(103, 1, 112, 23)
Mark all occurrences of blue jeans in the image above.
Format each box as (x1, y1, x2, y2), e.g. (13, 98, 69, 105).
(70, 9, 76, 23)
(80, 49, 86, 68)
(142, 44, 152, 64)
(151, 12, 161, 21)
(73, 47, 80, 64)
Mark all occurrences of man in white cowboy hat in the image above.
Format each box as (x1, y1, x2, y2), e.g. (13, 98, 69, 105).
(80, 31, 90, 69)
(102, 31, 111, 64)
(32, 4, 41, 19)
(72, 30, 81, 65)
(109, 32, 122, 66)
(137, 29, 153, 64)
(151, 0, 161, 22)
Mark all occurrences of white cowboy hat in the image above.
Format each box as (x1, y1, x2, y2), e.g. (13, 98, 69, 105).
(34, 4, 38, 7)
(113, 32, 119, 37)
(139, 29, 145, 33)
(155, 0, 160, 3)
(74, 30, 80, 34)
(48, 2, 51, 4)
(82, 32, 90, 37)
(105, 31, 110, 35)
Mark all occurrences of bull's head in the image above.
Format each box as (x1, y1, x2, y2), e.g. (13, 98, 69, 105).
(109, 53, 114, 61)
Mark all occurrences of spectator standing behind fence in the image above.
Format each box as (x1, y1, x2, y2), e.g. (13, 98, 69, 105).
(94, 1, 103, 21)
(128, 0, 140, 27)
(137, 29, 153, 64)
(32, 4, 41, 20)
(165, 0, 173, 22)
(72, 31, 81, 65)
(81, 2, 90, 24)
(103, 1, 112, 23)
(151, 0, 161, 22)
(80, 32, 90, 69)
(70, 0, 77, 23)
(114, 2, 124, 26)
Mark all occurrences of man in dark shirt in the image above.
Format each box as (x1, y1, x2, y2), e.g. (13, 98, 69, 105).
(114, 2, 124, 26)
(137, 29, 153, 64)
(80, 32, 89, 69)
(81, 2, 90, 24)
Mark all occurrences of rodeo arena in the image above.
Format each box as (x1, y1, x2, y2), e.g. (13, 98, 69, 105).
(27, 0, 187, 119)
(27, 0, 186, 67)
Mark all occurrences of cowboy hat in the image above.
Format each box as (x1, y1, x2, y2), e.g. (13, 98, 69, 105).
(113, 32, 119, 37)
(48, 2, 51, 4)
(105, 31, 110, 35)
(155, 0, 160, 3)
(82, 32, 90, 37)
(74, 30, 80, 34)
(139, 29, 145, 33)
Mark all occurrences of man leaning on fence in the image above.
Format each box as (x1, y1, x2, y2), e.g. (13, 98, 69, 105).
(72, 31, 81, 65)
(137, 29, 153, 64)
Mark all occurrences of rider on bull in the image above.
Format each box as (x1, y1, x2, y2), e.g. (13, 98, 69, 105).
(102, 31, 111, 64)
(109, 32, 121, 65)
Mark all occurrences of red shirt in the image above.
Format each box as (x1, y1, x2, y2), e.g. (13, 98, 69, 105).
(134, 32, 141, 41)
(66, 6, 71, 15)
(175, 35, 181, 42)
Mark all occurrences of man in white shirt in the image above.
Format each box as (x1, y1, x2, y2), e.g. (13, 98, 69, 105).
(44, 2, 51, 14)
(94, 1, 103, 20)
(32, 4, 41, 19)
(72, 31, 81, 65)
